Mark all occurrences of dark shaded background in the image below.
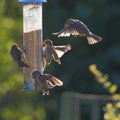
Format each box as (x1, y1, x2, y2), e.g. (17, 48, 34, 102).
(0, 0, 120, 120)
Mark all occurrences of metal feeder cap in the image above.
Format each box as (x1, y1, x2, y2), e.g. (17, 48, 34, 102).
(19, 0, 47, 2)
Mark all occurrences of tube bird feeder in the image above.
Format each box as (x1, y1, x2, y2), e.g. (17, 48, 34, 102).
(18, 0, 47, 91)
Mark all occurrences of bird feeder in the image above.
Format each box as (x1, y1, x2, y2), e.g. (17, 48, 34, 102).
(18, 0, 47, 91)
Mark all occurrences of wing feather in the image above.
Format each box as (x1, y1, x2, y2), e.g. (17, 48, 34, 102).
(53, 45, 71, 58)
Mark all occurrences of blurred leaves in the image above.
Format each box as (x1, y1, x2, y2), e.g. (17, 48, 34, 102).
(89, 64, 120, 120)
(89, 64, 118, 94)
(1, 104, 46, 120)
(104, 102, 120, 120)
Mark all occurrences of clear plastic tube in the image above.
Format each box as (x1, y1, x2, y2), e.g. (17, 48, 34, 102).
(22, 3, 43, 91)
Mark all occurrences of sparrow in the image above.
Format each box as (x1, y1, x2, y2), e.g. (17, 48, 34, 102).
(53, 19, 102, 45)
(10, 44, 29, 68)
(42, 39, 71, 69)
(32, 71, 63, 95)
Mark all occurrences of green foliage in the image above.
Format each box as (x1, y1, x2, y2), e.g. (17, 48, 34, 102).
(89, 64, 120, 120)
(1, 104, 46, 120)
(104, 102, 120, 120)
(89, 64, 118, 94)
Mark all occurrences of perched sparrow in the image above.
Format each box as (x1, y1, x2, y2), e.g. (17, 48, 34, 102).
(42, 39, 71, 69)
(32, 71, 63, 95)
(32, 71, 49, 94)
(10, 44, 29, 68)
(53, 19, 102, 45)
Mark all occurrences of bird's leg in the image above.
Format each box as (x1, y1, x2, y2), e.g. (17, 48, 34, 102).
(23, 45, 27, 54)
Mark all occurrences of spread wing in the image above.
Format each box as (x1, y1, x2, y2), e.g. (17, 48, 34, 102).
(53, 23, 79, 37)
(53, 20, 90, 37)
(52, 49, 61, 64)
(53, 45, 71, 58)
(44, 74, 63, 89)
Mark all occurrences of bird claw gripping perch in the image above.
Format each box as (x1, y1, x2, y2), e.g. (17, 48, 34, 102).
(23, 45, 28, 54)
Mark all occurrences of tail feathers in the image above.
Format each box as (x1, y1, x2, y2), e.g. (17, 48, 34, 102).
(18, 60, 29, 68)
(87, 33, 102, 45)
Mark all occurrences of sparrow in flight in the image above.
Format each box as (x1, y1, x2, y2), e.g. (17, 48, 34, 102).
(53, 19, 102, 45)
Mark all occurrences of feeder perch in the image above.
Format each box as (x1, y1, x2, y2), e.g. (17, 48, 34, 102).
(18, 0, 47, 91)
